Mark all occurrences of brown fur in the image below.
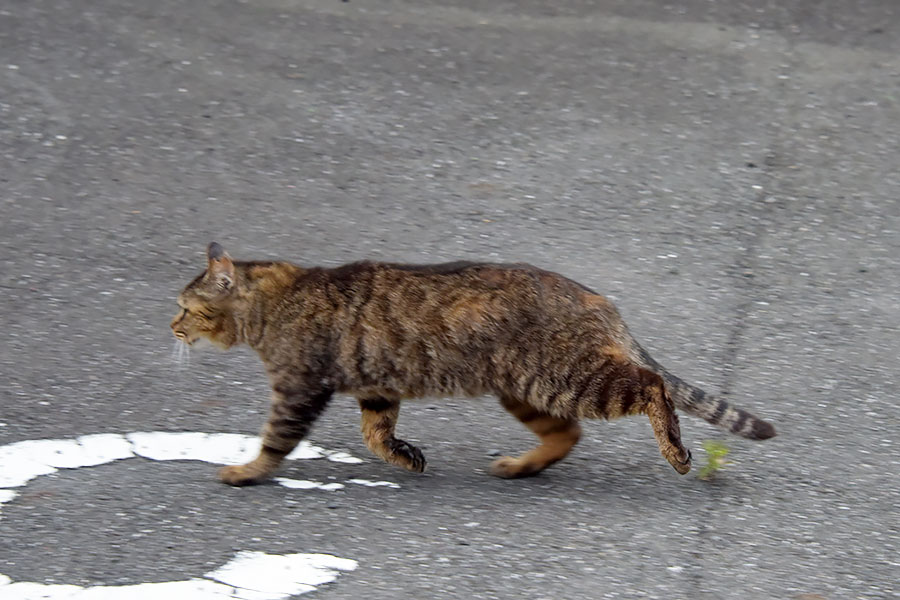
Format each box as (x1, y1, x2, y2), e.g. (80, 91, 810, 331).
(172, 243, 775, 485)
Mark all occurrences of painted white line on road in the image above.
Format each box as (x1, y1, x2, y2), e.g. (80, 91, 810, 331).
(346, 479, 401, 489)
(0, 432, 396, 520)
(0, 551, 357, 599)
(128, 431, 259, 463)
(0, 432, 361, 491)
(208, 551, 357, 597)
(0, 431, 368, 598)
(275, 478, 346, 491)
(0, 433, 134, 488)
(126, 432, 351, 464)
(323, 451, 363, 464)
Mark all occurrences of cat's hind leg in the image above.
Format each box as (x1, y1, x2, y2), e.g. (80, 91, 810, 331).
(641, 376, 692, 474)
(358, 397, 426, 473)
(491, 396, 582, 479)
(219, 386, 332, 486)
(586, 363, 692, 474)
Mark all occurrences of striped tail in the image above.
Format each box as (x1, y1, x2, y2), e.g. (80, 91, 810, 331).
(632, 342, 776, 440)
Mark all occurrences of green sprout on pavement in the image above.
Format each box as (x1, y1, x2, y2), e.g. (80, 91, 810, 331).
(697, 440, 731, 480)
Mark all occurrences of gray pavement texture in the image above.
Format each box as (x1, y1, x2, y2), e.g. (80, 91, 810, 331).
(1, 0, 898, 598)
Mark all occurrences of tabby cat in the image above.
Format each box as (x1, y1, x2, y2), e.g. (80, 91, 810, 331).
(171, 242, 775, 486)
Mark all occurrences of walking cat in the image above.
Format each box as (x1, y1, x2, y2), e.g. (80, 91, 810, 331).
(171, 242, 775, 485)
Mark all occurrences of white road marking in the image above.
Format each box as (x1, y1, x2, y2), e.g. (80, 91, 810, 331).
(208, 551, 357, 596)
(0, 551, 357, 599)
(274, 478, 346, 491)
(322, 451, 363, 464)
(273, 478, 403, 491)
(0, 432, 360, 491)
(346, 479, 401, 489)
(128, 431, 266, 464)
(0, 433, 134, 488)
(126, 432, 338, 464)
(0, 432, 396, 518)
(0, 431, 376, 598)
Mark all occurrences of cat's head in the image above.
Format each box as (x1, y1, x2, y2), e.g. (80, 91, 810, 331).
(171, 242, 241, 349)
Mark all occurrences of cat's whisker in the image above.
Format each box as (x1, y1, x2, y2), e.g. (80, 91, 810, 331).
(171, 339, 190, 369)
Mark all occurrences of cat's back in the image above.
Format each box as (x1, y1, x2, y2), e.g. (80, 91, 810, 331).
(313, 259, 618, 326)
(319, 259, 585, 301)
(265, 259, 617, 326)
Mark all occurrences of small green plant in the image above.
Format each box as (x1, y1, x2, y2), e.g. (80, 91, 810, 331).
(697, 440, 731, 480)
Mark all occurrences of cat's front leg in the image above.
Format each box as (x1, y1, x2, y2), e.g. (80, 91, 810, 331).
(219, 445, 291, 486)
(219, 385, 333, 486)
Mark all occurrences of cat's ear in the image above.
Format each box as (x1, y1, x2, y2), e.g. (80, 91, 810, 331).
(206, 241, 235, 293)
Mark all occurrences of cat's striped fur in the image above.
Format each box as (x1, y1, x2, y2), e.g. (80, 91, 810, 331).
(171, 243, 775, 485)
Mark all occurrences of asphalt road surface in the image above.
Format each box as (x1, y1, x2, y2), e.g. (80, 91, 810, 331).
(1, 1, 898, 599)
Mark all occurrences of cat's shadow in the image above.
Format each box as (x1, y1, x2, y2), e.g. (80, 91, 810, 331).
(275, 449, 709, 508)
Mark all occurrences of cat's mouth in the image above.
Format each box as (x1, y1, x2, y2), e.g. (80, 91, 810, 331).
(172, 331, 198, 346)
(175, 335, 225, 351)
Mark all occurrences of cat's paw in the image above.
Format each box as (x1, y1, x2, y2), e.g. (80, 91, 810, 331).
(387, 438, 427, 473)
(668, 448, 692, 475)
(219, 464, 266, 486)
(489, 456, 540, 479)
